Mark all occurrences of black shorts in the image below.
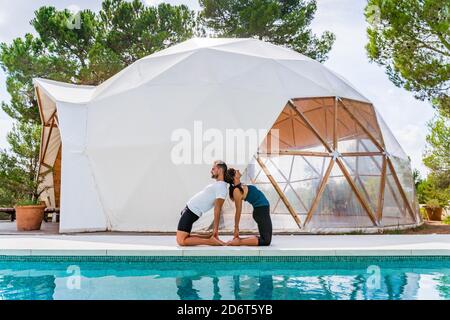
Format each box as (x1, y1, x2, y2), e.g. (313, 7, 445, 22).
(253, 205, 272, 246)
(177, 206, 199, 233)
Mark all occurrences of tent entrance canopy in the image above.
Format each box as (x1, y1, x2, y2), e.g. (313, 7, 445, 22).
(34, 79, 95, 210)
(209, 96, 420, 233)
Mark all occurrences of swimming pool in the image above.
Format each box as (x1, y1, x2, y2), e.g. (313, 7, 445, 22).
(0, 256, 449, 300)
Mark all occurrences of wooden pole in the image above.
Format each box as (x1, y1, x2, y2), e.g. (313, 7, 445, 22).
(303, 159, 335, 228)
(360, 141, 404, 216)
(341, 152, 384, 157)
(386, 158, 417, 223)
(40, 116, 55, 163)
(333, 97, 338, 149)
(377, 157, 387, 221)
(338, 99, 385, 152)
(288, 100, 333, 152)
(256, 156, 302, 229)
(260, 150, 331, 157)
(336, 158, 379, 226)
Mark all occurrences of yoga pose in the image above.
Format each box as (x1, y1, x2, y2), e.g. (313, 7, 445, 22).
(225, 168, 272, 246)
(176, 160, 228, 246)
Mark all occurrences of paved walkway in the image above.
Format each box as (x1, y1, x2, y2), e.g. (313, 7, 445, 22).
(0, 234, 449, 256)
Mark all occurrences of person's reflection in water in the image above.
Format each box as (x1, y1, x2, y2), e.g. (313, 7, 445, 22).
(349, 274, 366, 300)
(212, 276, 222, 300)
(254, 275, 273, 300)
(176, 277, 200, 300)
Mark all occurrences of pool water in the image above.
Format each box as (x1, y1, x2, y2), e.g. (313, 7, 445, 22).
(0, 256, 449, 300)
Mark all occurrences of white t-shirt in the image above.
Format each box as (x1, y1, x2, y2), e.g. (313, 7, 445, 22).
(187, 181, 228, 217)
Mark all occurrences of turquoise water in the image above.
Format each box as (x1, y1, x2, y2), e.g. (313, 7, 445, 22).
(0, 256, 449, 300)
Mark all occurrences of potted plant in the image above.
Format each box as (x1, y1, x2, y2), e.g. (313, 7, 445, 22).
(14, 198, 46, 231)
(424, 199, 444, 221)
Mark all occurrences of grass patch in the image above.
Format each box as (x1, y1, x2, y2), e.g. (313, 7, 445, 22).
(382, 224, 427, 234)
(0, 212, 11, 220)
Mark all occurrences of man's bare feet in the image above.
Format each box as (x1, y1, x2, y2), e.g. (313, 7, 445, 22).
(208, 236, 225, 246)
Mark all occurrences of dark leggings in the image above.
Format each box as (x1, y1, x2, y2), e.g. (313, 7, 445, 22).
(253, 206, 272, 246)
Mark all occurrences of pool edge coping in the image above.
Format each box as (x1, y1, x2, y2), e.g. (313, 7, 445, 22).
(1, 248, 450, 257)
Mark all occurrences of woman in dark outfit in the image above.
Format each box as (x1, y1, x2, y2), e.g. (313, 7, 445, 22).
(224, 168, 272, 246)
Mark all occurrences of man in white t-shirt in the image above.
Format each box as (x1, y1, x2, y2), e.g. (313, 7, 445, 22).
(176, 160, 228, 246)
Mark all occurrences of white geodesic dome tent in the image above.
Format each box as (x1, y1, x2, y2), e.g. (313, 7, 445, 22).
(34, 37, 421, 233)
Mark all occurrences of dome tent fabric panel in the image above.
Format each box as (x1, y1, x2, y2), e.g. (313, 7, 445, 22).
(33, 37, 421, 233)
(57, 102, 108, 232)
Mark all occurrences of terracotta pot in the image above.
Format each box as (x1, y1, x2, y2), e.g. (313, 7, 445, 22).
(425, 207, 443, 221)
(14, 205, 46, 231)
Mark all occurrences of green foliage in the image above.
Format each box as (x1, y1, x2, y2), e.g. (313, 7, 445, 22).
(423, 112, 450, 187)
(412, 168, 422, 189)
(417, 176, 449, 207)
(0, 120, 43, 206)
(443, 215, 450, 225)
(199, 0, 335, 62)
(0, 34, 76, 123)
(416, 111, 450, 208)
(0, 0, 197, 123)
(365, 0, 450, 114)
(15, 198, 43, 206)
(425, 198, 441, 209)
(419, 206, 429, 220)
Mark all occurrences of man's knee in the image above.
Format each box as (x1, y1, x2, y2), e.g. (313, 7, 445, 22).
(176, 232, 188, 246)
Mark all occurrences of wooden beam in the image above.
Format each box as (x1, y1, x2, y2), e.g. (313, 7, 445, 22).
(341, 152, 384, 157)
(336, 158, 379, 226)
(292, 96, 336, 101)
(303, 159, 335, 228)
(40, 162, 52, 169)
(377, 157, 387, 221)
(43, 124, 59, 128)
(267, 157, 310, 213)
(368, 103, 386, 149)
(288, 100, 333, 152)
(333, 97, 338, 149)
(40, 116, 55, 163)
(386, 158, 417, 223)
(360, 140, 404, 214)
(338, 99, 385, 152)
(259, 150, 331, 157)
(35, 87, 45, 125)
(256, 156, 302, 229)
(44, 109, 57, 126)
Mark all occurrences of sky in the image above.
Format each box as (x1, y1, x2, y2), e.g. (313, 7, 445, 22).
(0, 0, 436, 176)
